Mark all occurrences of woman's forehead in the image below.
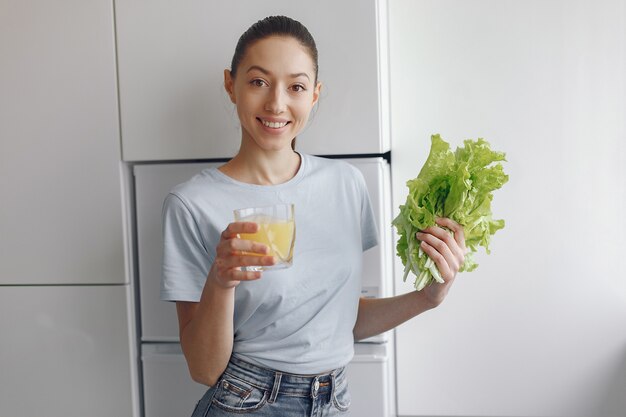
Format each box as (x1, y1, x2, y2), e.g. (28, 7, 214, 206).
(240, 36, 316, 77)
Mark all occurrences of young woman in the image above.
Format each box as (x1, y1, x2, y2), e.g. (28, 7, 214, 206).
(161, 15, 467, 417)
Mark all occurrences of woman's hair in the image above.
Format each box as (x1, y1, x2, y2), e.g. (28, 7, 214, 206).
(230, 15, 319, 84)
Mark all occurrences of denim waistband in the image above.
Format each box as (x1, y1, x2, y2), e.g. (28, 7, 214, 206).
(222, 355, 347, 399)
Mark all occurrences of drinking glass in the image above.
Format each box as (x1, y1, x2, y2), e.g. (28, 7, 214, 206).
(234, 203, 295, 271)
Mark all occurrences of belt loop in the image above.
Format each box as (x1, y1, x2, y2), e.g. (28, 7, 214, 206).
(330, 370, 337, 400)
(268, 371, 282, 403)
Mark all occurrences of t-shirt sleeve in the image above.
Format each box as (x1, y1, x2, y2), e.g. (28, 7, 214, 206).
(355, 169, 379, 252)
(161, 193, 211, 302)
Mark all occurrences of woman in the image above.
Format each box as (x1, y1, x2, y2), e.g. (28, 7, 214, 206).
(162, 15, 466, 417)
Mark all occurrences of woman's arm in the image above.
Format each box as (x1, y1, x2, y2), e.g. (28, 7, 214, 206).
(353, 217, 466, 341)
(176, 222, 275, 386)
(353, 291, 438, 341)
(176, 284, 235, 387)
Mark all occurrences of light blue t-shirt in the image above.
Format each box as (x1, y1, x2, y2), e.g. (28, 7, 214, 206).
(161, 153, 378, 374)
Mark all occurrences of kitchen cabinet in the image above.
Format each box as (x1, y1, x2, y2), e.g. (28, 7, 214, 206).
(0, 0, 125, 285)
(0, 286, 134, 416)
(115, 0, 390, 160)
(0, 2, 136, 416)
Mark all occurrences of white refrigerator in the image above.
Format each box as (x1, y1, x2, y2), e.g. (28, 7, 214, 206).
(133, 157, 395, 417)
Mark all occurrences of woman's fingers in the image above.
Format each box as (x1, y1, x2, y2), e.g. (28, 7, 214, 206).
(218, 267, 261, 282)
(427, 219, 466, 261)
(219, 221, 269, 255)
(213, 221, 276, 282)
(435, 217, 467, 254)
(213, 252, 275, 285)
(416, 218, 467, 279)
(216, 234, 269, 257)
(215, 252, 276, 268)
(418, 225, 463, 264)
(416, 232, 457, 278)
(221, 221, 258, 239)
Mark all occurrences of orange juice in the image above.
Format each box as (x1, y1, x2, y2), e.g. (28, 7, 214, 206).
(239, 216, 295, 262)
(234, 204, 295, 270)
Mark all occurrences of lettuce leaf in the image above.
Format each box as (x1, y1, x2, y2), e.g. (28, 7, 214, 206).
(392, 134, 508, 291)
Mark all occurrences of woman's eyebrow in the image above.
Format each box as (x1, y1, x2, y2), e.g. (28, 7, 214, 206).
(246, 65, 270, 75)
(246, 65, 310, 80)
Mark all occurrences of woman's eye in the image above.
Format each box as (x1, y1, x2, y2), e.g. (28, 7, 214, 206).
(291, 84, 306, 92)
(251, 79, 267, 87)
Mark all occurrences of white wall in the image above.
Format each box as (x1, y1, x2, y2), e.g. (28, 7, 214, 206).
(389, 1, 626, 416)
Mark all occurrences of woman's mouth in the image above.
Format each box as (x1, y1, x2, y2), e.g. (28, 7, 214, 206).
(258, 118, 290, 129)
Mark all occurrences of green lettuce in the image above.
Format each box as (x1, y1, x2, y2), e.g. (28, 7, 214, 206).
(392, 134, 509, 291)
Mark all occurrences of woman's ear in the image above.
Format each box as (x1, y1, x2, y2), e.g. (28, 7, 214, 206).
(312, 81, 322, 107)
(224, 69, 236, 103)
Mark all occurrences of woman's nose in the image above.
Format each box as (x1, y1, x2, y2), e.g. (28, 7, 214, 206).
(264, 87, 286, 114)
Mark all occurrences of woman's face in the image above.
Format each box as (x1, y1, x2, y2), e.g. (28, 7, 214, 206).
(224, 36, 321, 152)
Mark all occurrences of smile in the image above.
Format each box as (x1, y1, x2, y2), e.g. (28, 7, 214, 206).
(259, 118, 289, 129)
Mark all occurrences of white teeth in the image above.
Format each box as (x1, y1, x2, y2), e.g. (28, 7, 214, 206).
(262, 120, 287, 129)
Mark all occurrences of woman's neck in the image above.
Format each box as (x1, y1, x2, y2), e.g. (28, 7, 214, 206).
(219, 146, 301, 186)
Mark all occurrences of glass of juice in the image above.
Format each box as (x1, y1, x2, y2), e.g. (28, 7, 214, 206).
(233, 203, 295, 271)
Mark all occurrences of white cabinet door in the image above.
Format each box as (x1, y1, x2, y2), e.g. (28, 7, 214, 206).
(0, 0, 125, 285)
(115, 0, 390, 161)
(0, 286, 134, 417)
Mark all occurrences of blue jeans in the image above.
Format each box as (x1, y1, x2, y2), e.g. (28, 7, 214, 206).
(191, 356, 351, 416)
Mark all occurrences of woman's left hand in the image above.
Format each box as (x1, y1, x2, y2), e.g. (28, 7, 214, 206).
(416, 217, 467, 307)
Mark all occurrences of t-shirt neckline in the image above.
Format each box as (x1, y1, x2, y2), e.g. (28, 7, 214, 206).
(212, 152, 307, 191)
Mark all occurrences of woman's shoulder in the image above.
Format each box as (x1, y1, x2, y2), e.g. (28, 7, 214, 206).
(300, 154, 367, 196)
(302, 153, 361, 178)
(167, 166, 225, 202)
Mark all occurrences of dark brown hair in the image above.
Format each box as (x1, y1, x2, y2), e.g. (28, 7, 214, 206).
(230, 15, 319, 83)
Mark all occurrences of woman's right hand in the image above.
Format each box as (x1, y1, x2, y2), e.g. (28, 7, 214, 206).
(208, 221, 276, 289)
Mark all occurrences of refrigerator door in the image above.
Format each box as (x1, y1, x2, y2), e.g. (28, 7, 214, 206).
(346, 158, 394, 343)
(135, 159, 395, 415)
(347, 343, 395, 417)
(141, 344, 207, 417)
(134, 163, 219, 341)
(135, 158, 393, 343)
